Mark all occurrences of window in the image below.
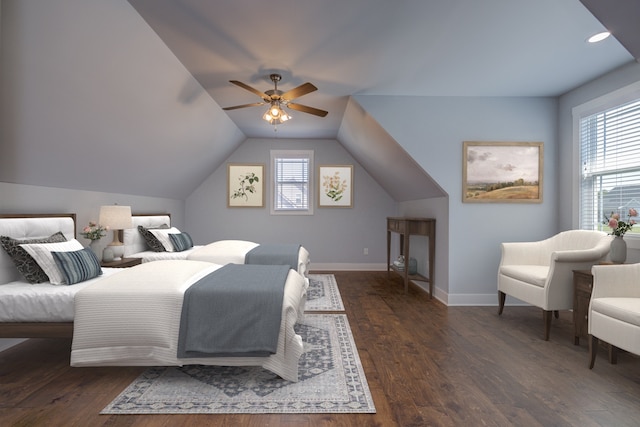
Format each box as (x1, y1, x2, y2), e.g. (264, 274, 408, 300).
(271, 150, 314, 215)
(579, 96, 640, 235)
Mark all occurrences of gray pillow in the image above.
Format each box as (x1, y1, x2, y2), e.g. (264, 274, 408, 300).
(138, 225, 167, 252)
(52, 247, 103, 285)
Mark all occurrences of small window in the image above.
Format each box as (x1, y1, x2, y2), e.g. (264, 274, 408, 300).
(271, 150, 314, 215)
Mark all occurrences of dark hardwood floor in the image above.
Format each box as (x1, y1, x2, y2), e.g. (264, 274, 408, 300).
(1, 271, 639, 426)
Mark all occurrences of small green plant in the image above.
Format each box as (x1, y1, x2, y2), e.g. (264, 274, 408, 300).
(80, 221, 108, 241)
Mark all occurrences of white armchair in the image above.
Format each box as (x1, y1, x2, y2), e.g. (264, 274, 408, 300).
(589, 264, 640, 368)
(498, 230, 612, 340)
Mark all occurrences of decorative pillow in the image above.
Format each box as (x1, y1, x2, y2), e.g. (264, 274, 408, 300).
(138, 225, 167, 252)
(169, 232, 194, 252)
(52, 248, 102, 285)
(19, 239, 84, 285)
(149, 227, 181, 252)
(0, 232, 68, 283)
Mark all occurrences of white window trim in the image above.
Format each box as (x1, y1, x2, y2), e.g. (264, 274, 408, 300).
(270, 150, 314, 215)
(572, 80, 640, 249)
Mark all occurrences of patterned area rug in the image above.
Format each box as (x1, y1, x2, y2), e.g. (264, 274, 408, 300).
(305, 274, 344, 311)
(102, 314, 375, 414)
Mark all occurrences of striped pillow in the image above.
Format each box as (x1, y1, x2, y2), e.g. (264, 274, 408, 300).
(52, 248, 103, 285)
(169, 232, 194, 252)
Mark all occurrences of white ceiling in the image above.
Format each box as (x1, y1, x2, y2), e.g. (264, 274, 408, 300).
(128, 0, 635, 140)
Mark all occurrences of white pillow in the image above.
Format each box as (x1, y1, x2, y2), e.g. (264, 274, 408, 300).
(149, 227, 181, 252)
(20, 239, 84, 285)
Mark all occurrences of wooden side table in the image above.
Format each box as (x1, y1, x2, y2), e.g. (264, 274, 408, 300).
(572, 270, 592, 345)
(101, 257, 142, 268)
(387, 217, 435, 297)
(572, 269, 617, 363)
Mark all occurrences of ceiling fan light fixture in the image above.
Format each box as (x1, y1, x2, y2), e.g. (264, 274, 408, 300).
(263, 102, 290, 125)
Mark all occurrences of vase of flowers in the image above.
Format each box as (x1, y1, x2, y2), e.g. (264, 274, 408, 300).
(80, 221, 108, 256)
(605, 208, 638, 263)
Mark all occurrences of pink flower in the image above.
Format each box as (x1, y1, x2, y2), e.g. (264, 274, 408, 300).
(612, 213, 620, 220)
(630, 208, 638, 217)
(83, 226, 91, 233)
(609, 218, 619, 229)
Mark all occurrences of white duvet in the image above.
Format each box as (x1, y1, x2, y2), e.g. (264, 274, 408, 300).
(70, 260, 308, 382)
(187, 240, 310, 278)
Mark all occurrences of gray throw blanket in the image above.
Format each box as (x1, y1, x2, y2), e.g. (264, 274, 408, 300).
(245, 243, 301, 271)
(177, 264, 289, 358)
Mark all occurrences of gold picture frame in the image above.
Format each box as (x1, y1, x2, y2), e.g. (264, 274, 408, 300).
(318, 165, 353, 208)
(228, 163, 265, 207)
(463, 141, 543, 203)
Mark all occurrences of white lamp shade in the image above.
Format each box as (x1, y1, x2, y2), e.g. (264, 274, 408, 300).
(98, 205, 132, 230)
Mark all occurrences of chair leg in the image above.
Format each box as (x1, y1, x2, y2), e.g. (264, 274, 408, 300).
(498, 291, 506, 315)
(609, 344, 618, 365)
(589, 335, 598, 369)
(543, 310, 552, 341)
(553, 310, 559, 319)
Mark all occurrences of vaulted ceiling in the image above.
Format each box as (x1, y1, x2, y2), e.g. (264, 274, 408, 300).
(1, 0, 637, 201)
(128, 0, 635, 139)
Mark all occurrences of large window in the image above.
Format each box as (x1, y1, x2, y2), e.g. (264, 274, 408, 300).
(579, 96, 640, 235)
(271, 150, 314, 215)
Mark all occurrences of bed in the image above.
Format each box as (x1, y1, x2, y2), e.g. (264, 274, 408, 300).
(0, 213, 85, 337)
(0, 214, 308, 381)
(125, 214, 310, 277)
(71, 260, 307, 381)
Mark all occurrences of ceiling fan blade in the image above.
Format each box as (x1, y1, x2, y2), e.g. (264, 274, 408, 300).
(229, 80, 270, 100)
(287, 102, 328, 117)
(222, 102, 265, 111)
(281, 82, 317, 101)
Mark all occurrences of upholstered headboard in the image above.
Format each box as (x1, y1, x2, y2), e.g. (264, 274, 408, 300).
(0, 214, 76, 285)
(123, 213, 171, 257)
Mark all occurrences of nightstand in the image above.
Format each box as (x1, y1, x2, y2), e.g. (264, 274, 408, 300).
(572, 269, 617, 363)
(101, 257, 142, 268)
(572, 269, 592, 345)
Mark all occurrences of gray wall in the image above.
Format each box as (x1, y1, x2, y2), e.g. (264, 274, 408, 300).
(355, 95, 558, 305)
(185, 138, 398, 269)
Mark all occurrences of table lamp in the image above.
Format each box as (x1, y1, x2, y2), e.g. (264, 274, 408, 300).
(98, 205, 132, 261)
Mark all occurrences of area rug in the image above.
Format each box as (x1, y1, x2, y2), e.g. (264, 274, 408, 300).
(101, 314, 375, 414)
(305, 274, 344, 311)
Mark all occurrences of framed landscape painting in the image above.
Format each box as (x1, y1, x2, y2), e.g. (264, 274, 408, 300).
(228, 163, 264, 207)
(462, 141, 543, 203)
(318, 165, 353, 208)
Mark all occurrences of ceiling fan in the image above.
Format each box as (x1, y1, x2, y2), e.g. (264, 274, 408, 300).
(223, 74, 328, 125)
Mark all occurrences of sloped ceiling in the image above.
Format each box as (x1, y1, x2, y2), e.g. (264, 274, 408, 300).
(1, 0, 637, 201)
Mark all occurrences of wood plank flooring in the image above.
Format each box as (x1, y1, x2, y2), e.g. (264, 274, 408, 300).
(1, 271, 639, 426)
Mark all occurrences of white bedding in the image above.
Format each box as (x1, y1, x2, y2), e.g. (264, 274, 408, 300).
(0, 268, 120, 322)
(128, 246, 203, 263)
(70, 260, 308, 382)
(188, 240, 311, 278)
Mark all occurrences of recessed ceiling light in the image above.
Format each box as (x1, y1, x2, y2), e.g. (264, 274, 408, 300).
(588, 31, 611, 43)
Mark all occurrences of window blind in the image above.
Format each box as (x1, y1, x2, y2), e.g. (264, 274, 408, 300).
(274, 157, 310, 210)
(580, 98, 640, 234)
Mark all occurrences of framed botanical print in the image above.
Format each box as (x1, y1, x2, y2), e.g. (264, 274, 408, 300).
(228, 163, 265, 207)
(318, 165, 353, 208)
(462, 141, 543, 203)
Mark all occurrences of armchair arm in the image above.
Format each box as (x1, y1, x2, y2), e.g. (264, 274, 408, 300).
(591, 264, 640, 299)
(552, 247, 608, 263)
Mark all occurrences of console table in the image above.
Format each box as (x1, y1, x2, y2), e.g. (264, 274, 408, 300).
(387, 217, 435, 297)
